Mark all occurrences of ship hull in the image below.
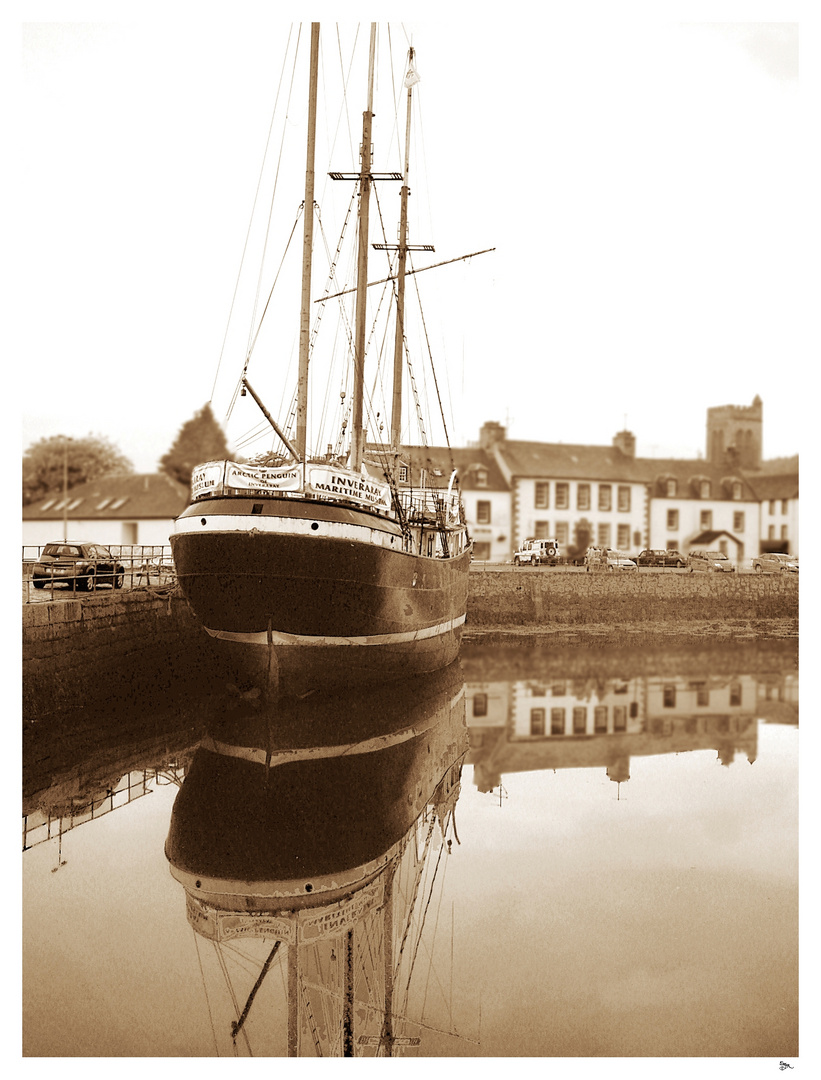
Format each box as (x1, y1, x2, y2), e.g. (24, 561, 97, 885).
(170, 496, 471, 692)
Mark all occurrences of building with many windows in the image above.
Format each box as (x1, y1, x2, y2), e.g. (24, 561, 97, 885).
(461, 398, 798, 562)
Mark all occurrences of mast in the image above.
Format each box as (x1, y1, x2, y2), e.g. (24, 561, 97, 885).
(350, 23, 377, 470)
(389, 49, 416, 453)
(296, 23, 320, 462)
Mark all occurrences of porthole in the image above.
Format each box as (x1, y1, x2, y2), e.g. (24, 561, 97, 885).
(305, 882, 313, 893)
(200, 519, 207, 526)
(311, 522, 319, 531)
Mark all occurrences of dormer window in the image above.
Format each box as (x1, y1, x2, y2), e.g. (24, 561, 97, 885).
(732, 482, 742, 500)
(398, 465, 409, 483)
(476, 468, 488, 488)
(700, 480, 711, 499)
(666, 479, 677, 497)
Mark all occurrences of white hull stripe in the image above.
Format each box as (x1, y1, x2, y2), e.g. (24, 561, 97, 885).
(199, 694, 464, 768)
(174, 512, 404, 551)
(204, 613, 466, 647)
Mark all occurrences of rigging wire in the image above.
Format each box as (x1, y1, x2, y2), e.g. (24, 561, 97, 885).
(209, 25, 295, 407)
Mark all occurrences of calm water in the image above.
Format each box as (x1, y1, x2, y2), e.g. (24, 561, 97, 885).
(22, 640, 798, 1059)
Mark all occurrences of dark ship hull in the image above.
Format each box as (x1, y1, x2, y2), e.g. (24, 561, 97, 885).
(165, 664, 467, 912)
(171, 495, 471, 693)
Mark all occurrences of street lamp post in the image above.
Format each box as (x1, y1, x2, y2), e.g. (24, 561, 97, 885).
(62, 439, 69, 541)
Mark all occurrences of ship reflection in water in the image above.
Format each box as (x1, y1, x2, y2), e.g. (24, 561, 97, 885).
(22, 641, 798, 1058)
(164, 665, 468, 1057)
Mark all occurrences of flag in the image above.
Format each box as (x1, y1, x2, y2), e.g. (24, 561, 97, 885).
(404, 62, 420, 88)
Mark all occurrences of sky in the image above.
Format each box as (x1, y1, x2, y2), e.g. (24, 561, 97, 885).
(15, 3, 806, 474)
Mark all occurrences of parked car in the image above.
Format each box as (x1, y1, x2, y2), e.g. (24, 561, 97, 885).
(32, 541, 125, 590)
(686, 549, 736, 573)
(636, 549, 687, 568)
(584, 547, 638, 571)
(751, 552, 798, 574)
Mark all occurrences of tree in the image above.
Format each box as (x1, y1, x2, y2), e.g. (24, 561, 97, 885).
(160, 403, 231, 488)
(23, 434, 134, 505)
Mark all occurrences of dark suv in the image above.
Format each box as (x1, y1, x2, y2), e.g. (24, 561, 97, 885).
(636, 549, 686, 568)
(32, 541, 125, 591)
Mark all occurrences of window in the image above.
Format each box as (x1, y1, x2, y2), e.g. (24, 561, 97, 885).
(598, 485, 612, 511)
(472, 693, 488, 717)
(550, 708, 566, 735)
(617, 485, 631, 512)
(666, 479, 677, 497)
(617, 524, 630, 549)
(121, 522, 138, 545)
(700, 481, 711, 499)
(768, 500, 775, 515)
(667, 509, 679, 530)
(426, 534, 434, 557)
(668, 540, 678, 551)
(663, 685, 676, 708)
(732, 482, 742, 500)
(534, 482, 549, 508)
(476, 500, 491, 524)
(768, 525, 776, 540)
(398, 465, 409, 483)
(556, 483, 569, 509)
(781, 525, 788, 540)
(730, 683, 742, 706)
(572, 707, 587, 734)
(692, 682, 709, 707)
(475, 469, 488, 488)
(700, 510, 712, 530)
(551, 682, 566, 696)
(555, 522, 569, 545)
(530, 708, 546, 736)
(594, 706, 608, 733)
(613, 706, 627, 732)
(781, 499, 788, 514)
(110, 497, 129, 510)
(472, 542, 491, 560)
(597, 523, 611, 547)
(534, 520, 550, 539)
(733, 511, 745, 531)
(577, 484, 591, 510)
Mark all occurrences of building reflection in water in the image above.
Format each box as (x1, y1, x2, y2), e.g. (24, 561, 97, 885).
(22, 642, 797, 1057)
(164, 663, 468, 1057)
(466, 665, 798, 795)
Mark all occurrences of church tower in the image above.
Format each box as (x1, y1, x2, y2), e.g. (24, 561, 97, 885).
(706, 396, 763, 469)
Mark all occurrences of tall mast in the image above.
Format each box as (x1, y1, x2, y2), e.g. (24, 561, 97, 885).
(296, 23, 320, 462)
(350, 23, 377, 470)
(389, 49, 416, 453)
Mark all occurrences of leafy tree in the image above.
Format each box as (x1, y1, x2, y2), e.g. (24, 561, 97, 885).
(23, 434, 134, 505)
(160, 403, 231, 488)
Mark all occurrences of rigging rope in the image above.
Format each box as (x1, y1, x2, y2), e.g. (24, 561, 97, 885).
(209, 25, 295, 407)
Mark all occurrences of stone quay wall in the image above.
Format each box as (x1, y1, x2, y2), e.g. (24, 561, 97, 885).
(22, 591, 220, 719)
(466, 568, 798, 630)
(23, 572, 798, 717)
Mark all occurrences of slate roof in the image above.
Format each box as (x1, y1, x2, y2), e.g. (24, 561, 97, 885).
(367, 443, 510, 491)
(23, 472, 190, 520)
(498, 440, 650, 483)
(742, 471, 799, 502)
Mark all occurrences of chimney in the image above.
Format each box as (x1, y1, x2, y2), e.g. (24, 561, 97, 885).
(479, 421, 506, 450)
(613, 430, 636, 458)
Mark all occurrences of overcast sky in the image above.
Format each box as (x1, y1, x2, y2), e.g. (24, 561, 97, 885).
(17, 4, 803, 473)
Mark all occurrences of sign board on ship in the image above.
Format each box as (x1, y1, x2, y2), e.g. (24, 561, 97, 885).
(308, 467, 392, 510)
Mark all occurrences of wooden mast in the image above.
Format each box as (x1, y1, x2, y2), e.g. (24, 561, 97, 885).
(350, 23, 377, 471)
(389, 48, 417, 454)
(295, 23, 320, 462)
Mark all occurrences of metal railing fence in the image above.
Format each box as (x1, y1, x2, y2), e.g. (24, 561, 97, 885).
(22, 544, 176, 602)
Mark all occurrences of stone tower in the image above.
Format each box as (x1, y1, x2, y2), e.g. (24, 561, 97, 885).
(706, 396, 763, 469)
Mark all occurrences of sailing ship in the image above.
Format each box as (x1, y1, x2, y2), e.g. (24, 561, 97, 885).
(164, 663, 470, 1056)
(170, 24, 475, 693)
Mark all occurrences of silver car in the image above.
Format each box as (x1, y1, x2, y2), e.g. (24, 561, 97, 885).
(752, 552, 798, 574)
(686, 549, 736, 573)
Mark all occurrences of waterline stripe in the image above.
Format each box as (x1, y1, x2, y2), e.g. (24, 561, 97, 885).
(203, 613, 466, 647)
